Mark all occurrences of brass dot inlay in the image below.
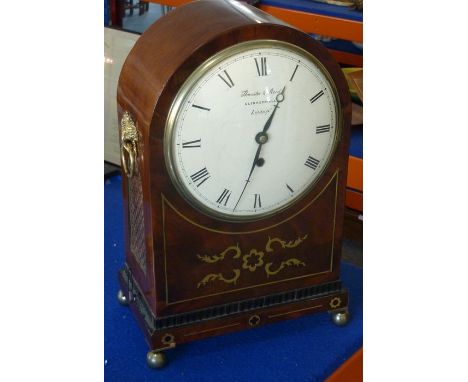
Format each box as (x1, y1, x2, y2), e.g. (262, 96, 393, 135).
(329, 297, 342, 309)
(248, 314, 261, 327)
(161, 333, 175, 345)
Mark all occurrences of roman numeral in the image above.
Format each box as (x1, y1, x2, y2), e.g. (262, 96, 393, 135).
(218, 70, 234, 88)
(190, 167, 210, 187)
(182, 139, 201, 148)
(254, 193, 262, 208)
(305, 156, 320, 170)
(216, 189, 231, 206)
(289, 64, 299, 82)
(255, 57, 268, 76)
(286, 184, 294, 193)
(316, 124, 331, 134)
(192, 104, 210, 111)
(310, 90, 324, 104)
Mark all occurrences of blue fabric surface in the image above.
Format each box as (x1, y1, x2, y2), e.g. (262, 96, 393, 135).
(350, 126, 363, 159)
(259, 0, 363, 22)
(105, 176, 363, 381)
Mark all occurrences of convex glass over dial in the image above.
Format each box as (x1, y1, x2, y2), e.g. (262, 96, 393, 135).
(165, 40, 340, 222)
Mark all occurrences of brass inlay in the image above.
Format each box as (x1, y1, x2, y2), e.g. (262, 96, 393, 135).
(197, 269, 241, 289)
(161, 333, 175, 345)
(197, 234, 307, 288)
(329, 297, 342, 309)
(242, 249, 265, 272)
(183, 323, 240, 337)
(169, 270, 331, 306)
(197, 244, 241, 264)
(248, 315, 261, 327)
(264, 259, 306, 277)
(329, 170, 339, 271)
(268, 304, 323, 319)
(265, 235, 308, 252)
(163, 172, 339, 305)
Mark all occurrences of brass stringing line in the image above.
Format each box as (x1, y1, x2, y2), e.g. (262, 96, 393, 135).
(267, 304, 323, 318)
(329, 170, 339, 272)
(161, 170, 339, 235)
(183, 323, 240, 337)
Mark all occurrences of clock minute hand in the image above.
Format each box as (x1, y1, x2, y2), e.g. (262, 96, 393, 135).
(233, 143, 262, 211)
(233, 87, 286, 212)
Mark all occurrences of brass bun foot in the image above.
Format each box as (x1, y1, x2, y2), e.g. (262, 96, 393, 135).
(117, 290, 129, 306)
(330, 310, 350, 326)
(146, 351, 167, 369)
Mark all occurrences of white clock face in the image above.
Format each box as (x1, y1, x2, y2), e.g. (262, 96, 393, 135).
(165, 41, 340, 221)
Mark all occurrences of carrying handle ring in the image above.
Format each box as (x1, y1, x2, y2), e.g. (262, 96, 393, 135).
(121, 140, 136, 178)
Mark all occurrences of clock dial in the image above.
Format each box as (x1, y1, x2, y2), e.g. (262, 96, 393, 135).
(166, 41, 340, 221)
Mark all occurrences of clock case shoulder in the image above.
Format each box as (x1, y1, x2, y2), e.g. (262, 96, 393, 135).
(117, 0, 351, 321)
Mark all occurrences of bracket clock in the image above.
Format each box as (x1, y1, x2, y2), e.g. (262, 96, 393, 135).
(116, 0, 351, 369)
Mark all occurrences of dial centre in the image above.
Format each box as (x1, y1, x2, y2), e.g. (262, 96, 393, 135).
(255, 132, 268, 144)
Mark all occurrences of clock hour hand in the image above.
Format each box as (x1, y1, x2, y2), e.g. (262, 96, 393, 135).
(261, 86, 286, 134)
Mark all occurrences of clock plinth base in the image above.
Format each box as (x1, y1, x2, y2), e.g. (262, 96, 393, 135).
(118, 265, 349, 362)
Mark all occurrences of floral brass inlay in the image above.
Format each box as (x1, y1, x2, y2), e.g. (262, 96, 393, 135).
(242, 249, 264, 272)
(265, 235, 308, 253)
(197, 244, 241, 263)
(197, 269, 241, 288)
(196, 234, 308, 288)
(265, 258, 306, 277)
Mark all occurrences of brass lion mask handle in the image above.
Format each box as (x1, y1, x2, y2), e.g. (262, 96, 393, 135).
(120, 111, 139, 178)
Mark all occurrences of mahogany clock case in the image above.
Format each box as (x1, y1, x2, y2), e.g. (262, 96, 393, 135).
(117, 0, 351, 352)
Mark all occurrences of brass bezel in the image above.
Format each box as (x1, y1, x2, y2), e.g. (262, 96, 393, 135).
(164, 40, 342, 223)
